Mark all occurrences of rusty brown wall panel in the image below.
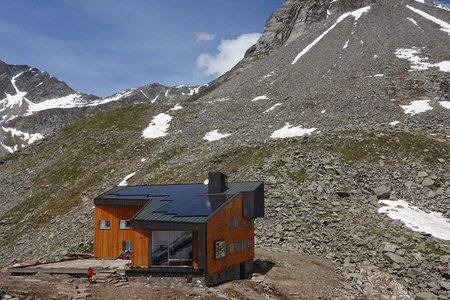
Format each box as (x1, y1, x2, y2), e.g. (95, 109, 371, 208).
(206, 193, 254, 275)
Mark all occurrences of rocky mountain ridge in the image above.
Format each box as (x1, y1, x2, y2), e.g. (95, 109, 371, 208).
(0, 60, 202, 158)
(0, 0, 450, 298)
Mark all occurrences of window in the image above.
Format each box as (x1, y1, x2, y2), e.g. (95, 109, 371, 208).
(120, 220, 130, 229)
(247, 240, 253, 249)
(99, 220, 110, 230)
(215, 240, 226, 260)
(151, 231, 193, 267)
(228, 217, 238, 228)
(122, 240, 132, 252)
(241, 240, 246, 251)
(229, 243, 235, 254)
(235, 242, 240, 252)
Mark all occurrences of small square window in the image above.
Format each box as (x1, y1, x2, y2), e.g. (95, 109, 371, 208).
(247, 240, 252, 249)
(99, 220, 110, 230)
(235, 242, 240, 252)
(120, 220, 130, 229)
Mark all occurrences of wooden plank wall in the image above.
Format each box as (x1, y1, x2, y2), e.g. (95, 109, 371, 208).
(94, 204, 148, 266)
(131, 227, 149, 268)
(206, 193, 254, 275)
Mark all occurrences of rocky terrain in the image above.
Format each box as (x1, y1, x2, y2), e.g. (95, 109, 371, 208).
(0, 0, 450, 299)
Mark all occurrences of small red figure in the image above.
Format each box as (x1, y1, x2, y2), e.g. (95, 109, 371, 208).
(87, 267, 94, 282)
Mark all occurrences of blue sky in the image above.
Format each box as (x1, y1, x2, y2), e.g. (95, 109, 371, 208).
(0, 0, 282, 96)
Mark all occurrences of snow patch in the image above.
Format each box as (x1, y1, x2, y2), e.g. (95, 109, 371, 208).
(378, 199, 450, 240)
(407, 17, 418, 26)
(400, 100, 433, 115)
(263, 103, 282, 113)
(390, 121, 400, 126)
(251, 95, 269, 102)
(151, 95, 159, 103)
(26, 90, 135, 114)
(439, 101, 450, 109)
(261, 71, 275, 80)
(142, 113, 173, 139)
(1, 126, 44, 153)
(203, 130, 232, 142)
(407, 5, 450, 36)
(27, 94, 84, 113)
(434, 3, 450, 12)
(94, 90, 133, 106)
(374, 74, 384, 77)
(169, 104, 183, 111)
(139, 89, 150, 100)
(1, 71, 28, 109)
(207, 97, 229, 104)
(292, 6, 371, 64)
(271, 123, 317, 139)
(395, 48, 450, 73)
(321, 110, 326, 114)
(1, 142, 14, 153)
(118, 172, 136, 186)
(343, 40, 349, 49)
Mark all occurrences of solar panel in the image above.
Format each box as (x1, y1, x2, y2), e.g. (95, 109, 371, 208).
(99, 182, 262, 221)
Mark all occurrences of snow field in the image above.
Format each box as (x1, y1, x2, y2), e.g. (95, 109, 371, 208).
(271, 123, 317, 139)
(203, 130, 232, 142)
(142, 113, 173, 139)
(378, 199, 450, 240)
(400, 100, 433, 115)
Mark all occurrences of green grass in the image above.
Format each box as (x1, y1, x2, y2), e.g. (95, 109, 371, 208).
(3, 110, 449, 248)
(0, 104, 161, 245)
(307, 131, 450, 163)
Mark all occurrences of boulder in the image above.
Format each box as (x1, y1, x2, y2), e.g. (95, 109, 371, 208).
(373, 186, 391, 199)
(383, 252, 405, 264)
(415, 292, 438, 300)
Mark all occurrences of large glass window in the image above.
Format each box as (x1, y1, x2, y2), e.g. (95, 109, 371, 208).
(151, 231, 193, 267)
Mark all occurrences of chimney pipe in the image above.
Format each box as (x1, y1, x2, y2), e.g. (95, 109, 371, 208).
(208, 172, 228, 194)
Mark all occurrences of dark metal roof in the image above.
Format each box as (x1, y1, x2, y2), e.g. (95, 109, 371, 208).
(94, 181, 263, 224)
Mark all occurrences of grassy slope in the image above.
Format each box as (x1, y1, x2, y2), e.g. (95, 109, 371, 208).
(0, 104, 162, 246)
(1, 101, 450, 253)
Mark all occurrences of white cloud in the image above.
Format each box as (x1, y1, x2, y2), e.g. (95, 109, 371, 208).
(196, 31, 215, 42)
(197, 32, 260, 76)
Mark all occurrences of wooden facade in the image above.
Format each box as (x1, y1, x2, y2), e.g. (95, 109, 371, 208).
(206, 193, 254, 275)
(94, 204, 148, 267)
(93, 173, 263, 286)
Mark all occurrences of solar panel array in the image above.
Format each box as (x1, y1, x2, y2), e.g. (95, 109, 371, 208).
(107, 184, 231, 217)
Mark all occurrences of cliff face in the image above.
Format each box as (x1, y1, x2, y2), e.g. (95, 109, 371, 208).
(253, 0, 376, 54)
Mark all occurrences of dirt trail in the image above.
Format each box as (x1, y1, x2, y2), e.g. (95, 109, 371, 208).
(0, 248, 359, 299)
